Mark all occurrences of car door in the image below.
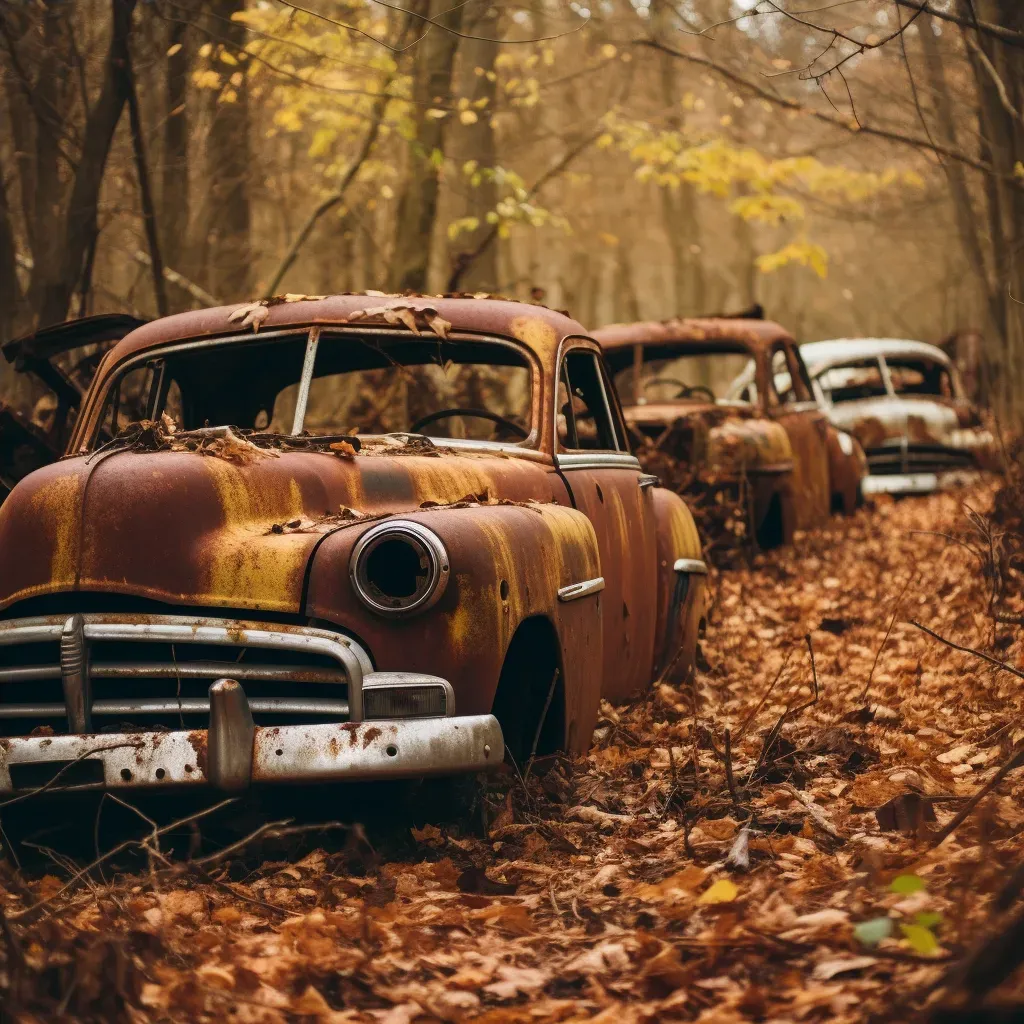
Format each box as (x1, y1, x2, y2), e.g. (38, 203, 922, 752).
(555, 343, 658, 703)
(766, 342, 831, 528)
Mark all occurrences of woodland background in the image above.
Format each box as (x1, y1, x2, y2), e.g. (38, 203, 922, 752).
(0, 1, 1022, 413)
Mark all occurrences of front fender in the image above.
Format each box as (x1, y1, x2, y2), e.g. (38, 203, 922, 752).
(650, 488, 707, 684)
(304, 502, 603, 752)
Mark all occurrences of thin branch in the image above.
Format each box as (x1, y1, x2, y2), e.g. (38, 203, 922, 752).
(911, 620, 1024, 681)
(891, 1, 1024, 48)
(637, 39, 1024, 191)
(447, 128, 603, 291)
(964, 34, 1024, 128)
(861, 570, 916, 703)
(264, 86, 392, 297)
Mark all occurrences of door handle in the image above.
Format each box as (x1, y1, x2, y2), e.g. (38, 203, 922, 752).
(638, 474, 659, 490)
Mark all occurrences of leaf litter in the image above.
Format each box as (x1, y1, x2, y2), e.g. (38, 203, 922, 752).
(2, 483, 1024, 1021)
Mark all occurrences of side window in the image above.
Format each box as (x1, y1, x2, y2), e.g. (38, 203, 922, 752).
(769, 344, 812, 405)
(559, 350, 623, 452)
(769, 346, 796, 406)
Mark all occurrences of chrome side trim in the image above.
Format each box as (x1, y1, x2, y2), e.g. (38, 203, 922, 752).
(674, 558, 708, 575)
(556, 452, 642, 472)
(638, 474, 660, 490)
(0, 614, 367, 722)
(557, 577, 605, 602)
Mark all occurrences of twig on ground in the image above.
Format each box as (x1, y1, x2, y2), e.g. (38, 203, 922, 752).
(930, 744, 1024, 849)
(911, 620, 1024, 682)
(861, 571, 916, 703)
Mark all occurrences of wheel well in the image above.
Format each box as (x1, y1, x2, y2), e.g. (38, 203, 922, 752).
(756, 492, 786, 549)
(491, 616, 565, 767)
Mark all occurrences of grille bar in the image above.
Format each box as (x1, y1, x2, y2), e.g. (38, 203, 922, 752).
(0, 614, 368, 730)
(0, 697, 352, 718)
(0, 662, 349, 684)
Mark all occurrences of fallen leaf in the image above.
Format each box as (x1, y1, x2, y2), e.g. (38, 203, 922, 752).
(698, 879, 739, 905)
(853, 917, 894, 948)
(811, 956, 878, 981)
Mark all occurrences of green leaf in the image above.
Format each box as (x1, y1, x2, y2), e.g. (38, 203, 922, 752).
(890, 874, 926, 895)
(853, 917, 893, 948)
(900, 923, 939, 955)
(913, 911, 942, 930)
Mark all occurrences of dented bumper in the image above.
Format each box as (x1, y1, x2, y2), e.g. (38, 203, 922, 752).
(0, 710, 504, 794)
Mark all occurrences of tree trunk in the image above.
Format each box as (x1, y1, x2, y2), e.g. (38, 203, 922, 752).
(0, 156, 25, 342)
(162, 16, 190, 282)
(390, 0, 465, 293)
(27, 3, 71, 313)
(446, 5, 499, 292)
(37, 0, 138, 327)
(197, 0, 251, 302)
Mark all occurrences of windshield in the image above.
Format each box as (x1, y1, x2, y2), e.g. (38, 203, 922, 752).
(886, 357, 956, 398)
(612, 346, 756, 406)
(814, 359, 887, 404)
(92, 330, 534, 448)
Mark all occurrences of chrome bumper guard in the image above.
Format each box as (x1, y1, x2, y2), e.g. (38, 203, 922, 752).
(0, 698, 503, 794)
(0, 614, 502, 792)
(862, 469, 982, 496)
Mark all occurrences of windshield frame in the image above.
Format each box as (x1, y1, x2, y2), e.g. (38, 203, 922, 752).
(76, 326, 542, 453)
(607, 339, 760, 408)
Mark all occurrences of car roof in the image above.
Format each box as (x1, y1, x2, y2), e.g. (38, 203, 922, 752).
(101, 293, 589, 370)
(800, 338, 952, 373)
(592, 317, 794, 352)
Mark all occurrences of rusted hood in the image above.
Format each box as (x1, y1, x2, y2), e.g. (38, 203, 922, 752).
(0, 446, 559, 613)
(826, 396, 995, 454)
(626, 402, 792, 471)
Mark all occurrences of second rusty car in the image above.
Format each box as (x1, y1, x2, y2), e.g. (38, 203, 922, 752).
(594, 316, 866, 551)
(0, 294, 707, 799)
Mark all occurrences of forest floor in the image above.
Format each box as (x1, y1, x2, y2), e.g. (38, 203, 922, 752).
(3, 482, 1024, 1023)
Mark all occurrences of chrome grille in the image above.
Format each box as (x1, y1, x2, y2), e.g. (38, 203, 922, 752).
(0, 614, 367, 735)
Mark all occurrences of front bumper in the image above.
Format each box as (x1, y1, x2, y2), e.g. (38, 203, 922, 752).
(862, 469, 983, 495)
(0, 710, 503, 794)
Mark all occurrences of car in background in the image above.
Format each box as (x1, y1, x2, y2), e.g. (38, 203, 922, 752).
(800, 338, 999, 496)
(594, 316, 866, 551)
(0, 293, 708, 799)
(1, 314, 146, 504)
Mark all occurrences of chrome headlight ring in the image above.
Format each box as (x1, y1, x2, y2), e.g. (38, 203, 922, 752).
(350, 520, 450, 616)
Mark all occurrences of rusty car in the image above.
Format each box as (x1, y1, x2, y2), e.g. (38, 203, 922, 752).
(1, 314, 146, 505)
(800, 338, 999, 496)
(594, 316, 866, 551)
(0, 294, 708, 800)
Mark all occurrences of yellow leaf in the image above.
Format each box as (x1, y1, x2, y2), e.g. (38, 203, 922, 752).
(198, 42, 212, 58)
(596, 132, 615, 150)
(167, 42, 182, 57)
(459, 109, 479, 125)
(698, 879, 738, 905)
(601, 43, 617, 59)
(1014, 161, 1024, 180)
(462, 160, 478, 176)
(381, 184, 394, 199)
(720, 114, 733, 127)
(598, 232, 619, 247)
(219, 51, 238, 66)
(219, 89, 237, 104)
(426, 108, 447, 119)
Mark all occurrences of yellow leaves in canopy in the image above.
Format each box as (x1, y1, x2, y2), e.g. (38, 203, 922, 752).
(426, 109, 448, 120)
(273, 107, 303, 133)
(601, 44, 617, 59)
(730, 194, 805, 226)
(596, 133, 615, 150)
(192, 70, 222, 91)
(1013, 161, 1024, 180)
(167, 42, 182, 57)
(757, 241, 829, 279)
(460, 110, 479, 125)
(448, 216, 480, 241)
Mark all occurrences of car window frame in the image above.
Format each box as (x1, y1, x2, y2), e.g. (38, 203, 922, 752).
(79, 327, 544, 453)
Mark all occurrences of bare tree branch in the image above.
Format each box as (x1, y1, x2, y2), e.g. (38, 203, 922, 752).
(638, 39, 1024, 192)
(891, 1, 1024, 48)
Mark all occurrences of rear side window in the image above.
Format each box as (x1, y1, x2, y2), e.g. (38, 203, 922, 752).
(557, 350, 625, 452)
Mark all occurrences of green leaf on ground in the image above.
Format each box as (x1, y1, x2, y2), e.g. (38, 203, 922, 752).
(890, 874, 926, 894)
(853, 917, 894, 947)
